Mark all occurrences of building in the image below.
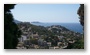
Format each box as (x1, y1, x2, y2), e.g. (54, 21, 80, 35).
(32, 33, 39, 39)
(47, 42, 51, 47)
(18, 35, 27, 42)
(54, 46, 59, 49)
(57, 42, 62, 46)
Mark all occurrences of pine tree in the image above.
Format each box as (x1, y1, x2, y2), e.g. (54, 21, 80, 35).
(4, 4, 21, 49)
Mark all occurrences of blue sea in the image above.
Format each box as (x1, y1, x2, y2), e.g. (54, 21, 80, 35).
(31, 23, 83, 33)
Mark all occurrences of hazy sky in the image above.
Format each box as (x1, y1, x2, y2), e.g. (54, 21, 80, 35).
(11, 4, 80, 23)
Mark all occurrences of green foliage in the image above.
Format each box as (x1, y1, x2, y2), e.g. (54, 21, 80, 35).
(30, 38, 38, 45)
(66, 38, 84, 49)
(73, 38, 84, 49)
(4, 4, 21, 49)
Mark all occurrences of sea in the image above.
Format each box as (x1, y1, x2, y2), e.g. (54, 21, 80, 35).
(31, 23, 83, 33)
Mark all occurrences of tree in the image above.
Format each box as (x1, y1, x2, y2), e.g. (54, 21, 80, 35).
(77, 4, 84, 27)
(4, 4, 21, 49)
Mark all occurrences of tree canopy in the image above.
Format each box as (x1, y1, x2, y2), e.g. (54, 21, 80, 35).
(4, 4, 21, 49)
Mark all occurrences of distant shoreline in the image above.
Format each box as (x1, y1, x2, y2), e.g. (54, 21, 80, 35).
(31, 22, 83, 33)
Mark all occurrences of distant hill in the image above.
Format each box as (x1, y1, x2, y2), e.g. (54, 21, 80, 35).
(17, 22, 82, 36)
(14, 19, 21, 24)
(31, 21, 42, 23)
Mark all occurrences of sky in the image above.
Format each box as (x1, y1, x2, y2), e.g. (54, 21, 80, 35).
(11, 4, 80, 23)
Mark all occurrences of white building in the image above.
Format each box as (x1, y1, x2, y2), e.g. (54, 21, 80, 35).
(47, 42, 51, 47)
(18, 35, 27, 42)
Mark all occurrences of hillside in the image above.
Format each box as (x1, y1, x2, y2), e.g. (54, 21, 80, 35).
(16, 22, 83, 49)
